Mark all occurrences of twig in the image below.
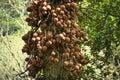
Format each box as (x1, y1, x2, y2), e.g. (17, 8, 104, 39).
(2, 39, 23, 72)
(15, 70, 27, 77)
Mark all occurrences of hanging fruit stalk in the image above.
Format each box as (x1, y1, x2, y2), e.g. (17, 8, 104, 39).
(22, 0, 88, 80)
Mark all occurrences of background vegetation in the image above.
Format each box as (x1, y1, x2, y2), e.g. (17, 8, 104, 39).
(0, 0, 120, 80)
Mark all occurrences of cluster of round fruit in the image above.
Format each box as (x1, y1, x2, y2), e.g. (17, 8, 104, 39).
(25, 56, 44, 77)
(51, 5, 71, 28)
(26, 0, 51, 27)
(22, 0, 88, 78)
(51, 2, 80, 29)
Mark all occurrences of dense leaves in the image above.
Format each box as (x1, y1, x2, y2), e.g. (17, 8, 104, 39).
(77, 0, 120, 79)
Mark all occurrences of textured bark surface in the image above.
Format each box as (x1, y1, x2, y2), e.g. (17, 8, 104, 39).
(43, 57, 68, 80)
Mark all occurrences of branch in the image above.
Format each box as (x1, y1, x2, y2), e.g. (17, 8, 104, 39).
(2, 38, 23, 72)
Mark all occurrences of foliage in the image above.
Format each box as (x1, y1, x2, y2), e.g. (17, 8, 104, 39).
(0, 0, 30, 36)
(77, 0, 120, 79)
(0, 0, 30, 80)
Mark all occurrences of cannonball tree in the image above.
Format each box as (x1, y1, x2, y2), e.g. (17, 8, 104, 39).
(22, 0, 88, 80)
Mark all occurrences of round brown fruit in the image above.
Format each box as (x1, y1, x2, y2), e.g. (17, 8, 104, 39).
(77, 63, 82, 68)
(79, 54, 84, 59)
(43, 1, 47, 6)
(51, 51, 56, 56)
(33, 0, 38, 5)
(83, 36, 89, 41)
(36, 30, 42, 35)
(27, 6, 33, 12)
(66, 20, 71, 26)
(75, 46, 80, 52)
(73, 52, 79, 57)
(71, 2, 79, 9)
(80, 59, 88, 65)
(52, 12, 57, 17)
(62, 53, 66, 58)
(42, 46, 47, 51)
(37, 45, 42, 50)
(42, 10, 47, 15)
(60, 19, 64, 23)
(71, 30, 76, 34)
(45, 41, 52, 46)
(75, 54, 80, 59)
(65, 37, 70, 42)
(42, 6, 47, 11)
(62, 53, 69, 58)
(33, 32, 38, 38)
(60, 5, 66, 10)
(65, 3, 71, 8)
(29, 13, 34, 17)
(53, 18, 59, 23)
(25, 18, 31, 22)
(56, 21, 61, 27)
(22, 47, 28, 53)
(46, 31, 53, 39)
(68, 61, 73, 66)
(57, 15, 62, 20)
(22, 34, 28, 40)
(46, 5, 51, 10)
(60, 10, 65, 15)
(64, 61, 69, 67)
(75, 40, 82, 44)
(65, 29, 70, 33)
(74, 65, 80, 70)
(62, 32, 66, 36)
(36, 43, 40, 47)
(63, 23, 67, 28)
(36, 37, 40, 41)
(65, 48, 71, 53)
(53, 58, 59, 63)
(52, 39, 56, 44)
(31, 37, 36, 42)
(56, 7, 61, 12)
(42, 36, 47, 41)
(69, 43, 74, 48)
(51, 9, 55, 13)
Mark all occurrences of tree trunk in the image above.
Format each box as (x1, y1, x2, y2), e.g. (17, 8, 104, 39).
(43, 57, 68, 80)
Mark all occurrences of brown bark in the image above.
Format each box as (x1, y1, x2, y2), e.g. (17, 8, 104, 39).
(43, 58, 69, 80)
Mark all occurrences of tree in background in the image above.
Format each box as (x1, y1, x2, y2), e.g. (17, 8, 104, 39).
(77, 0, 120, 79)
(0, 0, 31, 36)
(0, 0, 31, 80)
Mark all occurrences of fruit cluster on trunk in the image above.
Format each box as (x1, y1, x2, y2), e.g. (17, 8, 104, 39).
(22, 0, 88, 79)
